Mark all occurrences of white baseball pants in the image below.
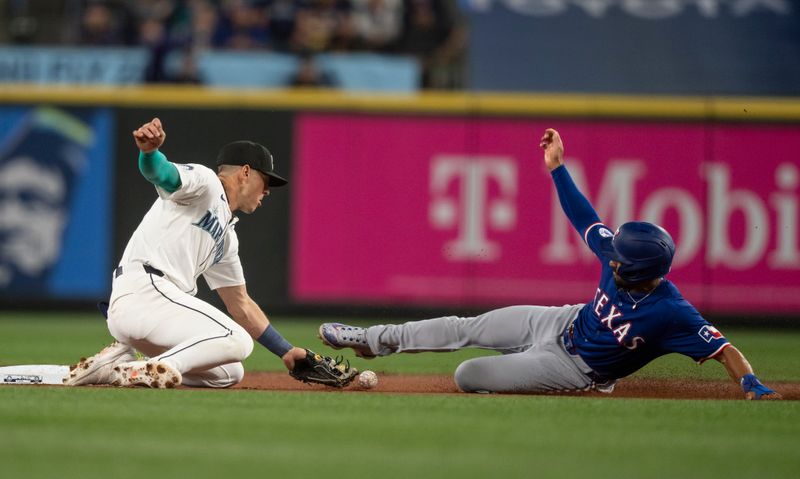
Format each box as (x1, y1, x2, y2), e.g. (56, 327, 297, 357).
(106, 264, 253, 388)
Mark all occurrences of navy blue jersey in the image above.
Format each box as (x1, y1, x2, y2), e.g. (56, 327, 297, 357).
(551, 166, 729, 380)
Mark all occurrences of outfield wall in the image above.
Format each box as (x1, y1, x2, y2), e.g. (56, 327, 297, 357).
(1, 86, 799, 317)
(292, 115, 800, 313)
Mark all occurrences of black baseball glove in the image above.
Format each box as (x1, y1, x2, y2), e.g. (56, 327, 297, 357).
(289, 348, 358, 388)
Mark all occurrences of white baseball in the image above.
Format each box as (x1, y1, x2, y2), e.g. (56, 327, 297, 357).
(358, 370, 378, 389)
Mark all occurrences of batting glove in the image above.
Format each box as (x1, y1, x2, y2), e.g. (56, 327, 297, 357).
(740, 374, 777, 400)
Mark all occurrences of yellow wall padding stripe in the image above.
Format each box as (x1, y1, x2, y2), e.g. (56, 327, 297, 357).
(2, 84, 799, 121)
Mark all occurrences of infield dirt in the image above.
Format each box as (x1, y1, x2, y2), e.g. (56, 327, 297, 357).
(236, 372, 800, 400)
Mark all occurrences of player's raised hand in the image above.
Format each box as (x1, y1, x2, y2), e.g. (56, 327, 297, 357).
(133, 117, 166, 153)
(540, 128, 564, 171)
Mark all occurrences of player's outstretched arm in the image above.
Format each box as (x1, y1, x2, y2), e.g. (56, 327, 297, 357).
(714, 345, 782, 400)
(215, 286, 348, 384)
(216, 284, 307, 370)
(540, 128, 602, 235)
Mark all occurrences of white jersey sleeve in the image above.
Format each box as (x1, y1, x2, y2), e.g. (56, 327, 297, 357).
(120, 162, 241, 295)
(202, 229, 245, 290)
(156, 163, 211, 204)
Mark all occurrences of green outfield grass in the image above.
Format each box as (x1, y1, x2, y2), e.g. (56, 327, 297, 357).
(1, 313, 798, 380)
(1, 312, 799, 479)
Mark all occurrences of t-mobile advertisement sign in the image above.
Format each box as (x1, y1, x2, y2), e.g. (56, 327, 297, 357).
(292, 114, 800, 313)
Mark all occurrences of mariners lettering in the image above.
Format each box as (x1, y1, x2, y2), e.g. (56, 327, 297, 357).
(192, 210, 226, 264)
(194, 210, 224, 241)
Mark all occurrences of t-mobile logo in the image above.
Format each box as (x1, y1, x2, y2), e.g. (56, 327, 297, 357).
(429, 155, 517, 261)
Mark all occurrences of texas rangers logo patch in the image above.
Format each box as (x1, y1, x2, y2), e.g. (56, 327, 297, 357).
(698, 325, 724, 343)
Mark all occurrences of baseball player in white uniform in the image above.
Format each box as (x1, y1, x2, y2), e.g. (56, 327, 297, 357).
(64, 117, 308, 388)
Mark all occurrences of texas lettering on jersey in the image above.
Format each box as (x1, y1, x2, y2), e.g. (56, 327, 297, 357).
(592, 288, 645, 350)
(193, 209, 226, 264)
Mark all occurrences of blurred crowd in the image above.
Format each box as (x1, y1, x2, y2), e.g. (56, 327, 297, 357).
(1, 0, 467, 89)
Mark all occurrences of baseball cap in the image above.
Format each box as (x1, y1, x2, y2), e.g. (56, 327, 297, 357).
(216, 140, 288, 187)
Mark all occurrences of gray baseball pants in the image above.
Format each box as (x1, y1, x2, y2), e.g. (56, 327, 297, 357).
(365, 304, 595, 393)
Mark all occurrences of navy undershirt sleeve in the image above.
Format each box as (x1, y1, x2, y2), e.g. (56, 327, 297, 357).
(138, 150, 181, 193)
(550, 165, 601, 236)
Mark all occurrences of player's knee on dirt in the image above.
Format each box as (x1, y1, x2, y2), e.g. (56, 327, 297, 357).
(454, 359, 494, 393)
(220, 362, 245, 387)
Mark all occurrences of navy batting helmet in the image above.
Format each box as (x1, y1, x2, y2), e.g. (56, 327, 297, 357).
(603, 222, 675, 283)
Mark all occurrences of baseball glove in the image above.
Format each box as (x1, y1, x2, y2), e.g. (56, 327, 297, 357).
(289, 349, 358, 388)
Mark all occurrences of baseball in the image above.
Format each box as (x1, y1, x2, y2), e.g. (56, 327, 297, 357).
(358, 370, 378, 389)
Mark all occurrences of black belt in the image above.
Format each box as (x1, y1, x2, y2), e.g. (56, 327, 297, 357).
(114, 264, 164, 278)
(562, 322, 611, 385)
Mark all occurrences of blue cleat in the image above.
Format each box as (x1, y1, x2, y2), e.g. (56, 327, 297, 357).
(318, 323, 376, 359)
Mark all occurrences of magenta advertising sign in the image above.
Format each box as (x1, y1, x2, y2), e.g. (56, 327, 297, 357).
(292, 114, 800, 313)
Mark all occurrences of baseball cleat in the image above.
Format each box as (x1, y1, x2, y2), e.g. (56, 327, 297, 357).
(594, 379, 617, 394)
(63, 341, 138, 386)
(110, 360, 182, 389)
(318, 323, 376, 359)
